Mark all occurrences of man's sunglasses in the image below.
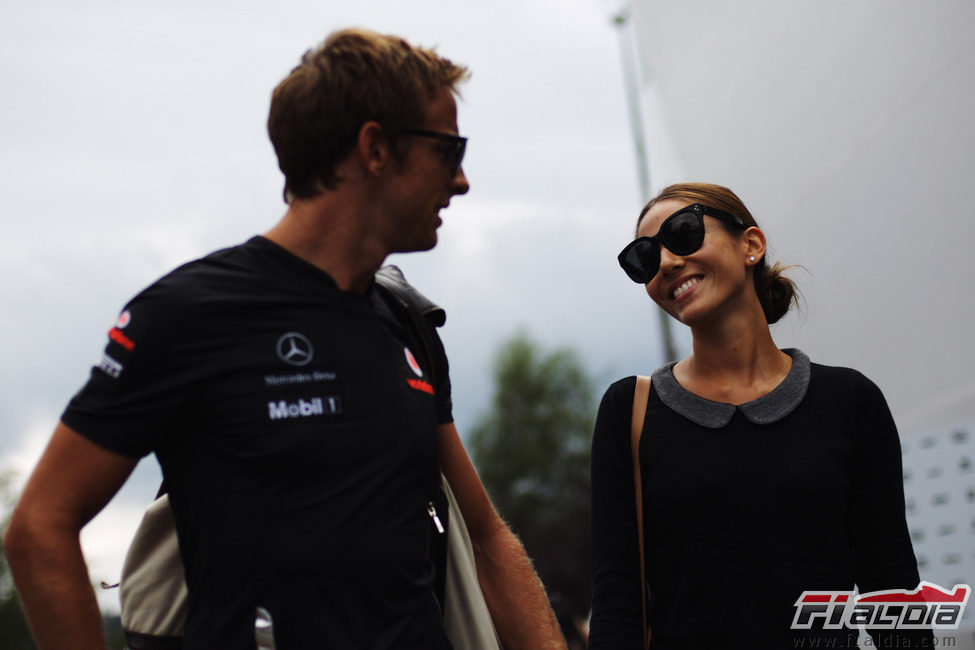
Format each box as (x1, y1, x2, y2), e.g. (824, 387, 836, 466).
(617, 203, 746, 283)
(402, 127, 467, 176)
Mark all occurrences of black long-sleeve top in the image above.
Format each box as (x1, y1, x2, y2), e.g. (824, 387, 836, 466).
(590, 350, 930, 649)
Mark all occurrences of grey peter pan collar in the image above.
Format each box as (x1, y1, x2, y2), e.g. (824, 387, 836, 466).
(650, 348, 810, 428)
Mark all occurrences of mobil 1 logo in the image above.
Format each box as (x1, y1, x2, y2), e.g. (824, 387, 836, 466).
(267, 396, 342, 421)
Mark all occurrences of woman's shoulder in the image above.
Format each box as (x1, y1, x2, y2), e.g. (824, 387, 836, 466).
(592, 377, 643, 454)
(599, 374, 660, 423)
(809, 358, 875, 384)
(606, 374, 639, 392)
(602, 370, 667, 402)
(600, 375, 637, 407)
(598, 369, 670, 417)
(806, 356, 886, 402)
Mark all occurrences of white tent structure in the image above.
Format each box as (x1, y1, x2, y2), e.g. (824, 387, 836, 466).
(624, 1, 975, 644)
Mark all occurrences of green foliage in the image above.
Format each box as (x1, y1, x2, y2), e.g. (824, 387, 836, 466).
(104, 613, 126, 650)
(0, 595, 36, 650)
(469, 333, 594, 640)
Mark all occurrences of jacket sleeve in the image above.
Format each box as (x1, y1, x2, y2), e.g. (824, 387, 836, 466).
(589, 377, 645, 649)
(847, 372, 933, 647)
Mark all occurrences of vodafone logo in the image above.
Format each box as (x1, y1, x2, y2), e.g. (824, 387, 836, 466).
(116, 310, 131, 329)
(404, 347, 423, 377)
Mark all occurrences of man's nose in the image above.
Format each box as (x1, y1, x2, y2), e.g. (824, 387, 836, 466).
(451, 166, 470, 195)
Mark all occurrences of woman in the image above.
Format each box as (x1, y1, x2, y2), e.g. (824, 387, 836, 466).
(589, 183, 927, 649)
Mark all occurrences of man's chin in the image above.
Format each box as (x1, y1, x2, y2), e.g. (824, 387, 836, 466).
(393, 234, 438, 254)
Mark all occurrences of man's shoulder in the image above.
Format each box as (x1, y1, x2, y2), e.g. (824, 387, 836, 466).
(108, 239, 271, 344)
(135, 238, 269, 303)
(158, 237, 264, 286)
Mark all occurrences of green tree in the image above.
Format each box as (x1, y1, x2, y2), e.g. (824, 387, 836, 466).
(469, 333, 594, 644)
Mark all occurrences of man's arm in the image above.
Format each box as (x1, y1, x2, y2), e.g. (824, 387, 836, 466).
(438, 422, 566, 650)
(3, 422, 138, 650)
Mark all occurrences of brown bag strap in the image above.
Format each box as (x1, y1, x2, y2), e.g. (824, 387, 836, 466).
(631, 375, 652, 650)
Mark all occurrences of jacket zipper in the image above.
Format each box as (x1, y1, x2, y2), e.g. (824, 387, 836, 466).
(427, 501, 445, 534)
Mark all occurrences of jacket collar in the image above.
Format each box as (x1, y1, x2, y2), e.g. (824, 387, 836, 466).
(650, 348, 810, 428)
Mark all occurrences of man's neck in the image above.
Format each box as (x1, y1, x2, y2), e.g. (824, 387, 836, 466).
(263, 193, 388, 293)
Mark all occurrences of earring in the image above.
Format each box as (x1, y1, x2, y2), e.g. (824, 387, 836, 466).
(748, 256, 756, 263)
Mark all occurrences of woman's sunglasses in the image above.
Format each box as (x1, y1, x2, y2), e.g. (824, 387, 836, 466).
(617, 203, 746, 283)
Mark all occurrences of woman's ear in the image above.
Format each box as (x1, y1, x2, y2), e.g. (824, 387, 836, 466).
(743, 226, 767, 267)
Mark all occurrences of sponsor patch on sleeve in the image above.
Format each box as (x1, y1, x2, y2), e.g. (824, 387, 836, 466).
(97, 353, 124, 378)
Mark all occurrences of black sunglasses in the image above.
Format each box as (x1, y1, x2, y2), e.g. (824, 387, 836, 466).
(401, 127, 467, 176)
(617, 203, 746, 283)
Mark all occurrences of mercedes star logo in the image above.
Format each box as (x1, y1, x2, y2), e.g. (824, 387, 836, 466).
(276, 332, 314, 366)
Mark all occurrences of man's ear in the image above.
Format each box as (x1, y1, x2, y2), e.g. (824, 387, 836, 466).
(357, 121, 390, 177)
(743, 226, 767, 266)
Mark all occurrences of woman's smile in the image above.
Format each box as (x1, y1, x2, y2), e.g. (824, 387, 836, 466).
(670, 276, 702, 300)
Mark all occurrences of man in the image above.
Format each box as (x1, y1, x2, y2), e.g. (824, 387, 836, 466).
(4, 28, 565, 649)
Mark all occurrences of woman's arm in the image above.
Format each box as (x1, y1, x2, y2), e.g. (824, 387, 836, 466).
(589, 377, 646, 649)
(847, 374, 933, 647)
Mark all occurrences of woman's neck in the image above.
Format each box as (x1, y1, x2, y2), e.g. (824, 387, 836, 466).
(673, 305, 792, 405)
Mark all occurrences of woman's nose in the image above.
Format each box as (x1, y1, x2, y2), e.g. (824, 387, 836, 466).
(657, 245, 685, 275)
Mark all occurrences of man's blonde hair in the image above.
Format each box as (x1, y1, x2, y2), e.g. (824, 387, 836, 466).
(268, 28, 469, 202)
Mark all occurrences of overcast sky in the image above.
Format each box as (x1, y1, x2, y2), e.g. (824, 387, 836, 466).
(6, 0, 975, 619)
(0, 0, 672, 610)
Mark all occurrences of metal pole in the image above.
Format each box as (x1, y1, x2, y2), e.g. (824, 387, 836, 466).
(612, 7, 678, 363)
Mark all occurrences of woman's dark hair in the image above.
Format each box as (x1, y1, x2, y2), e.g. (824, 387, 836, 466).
(638, 182, 798, 324)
